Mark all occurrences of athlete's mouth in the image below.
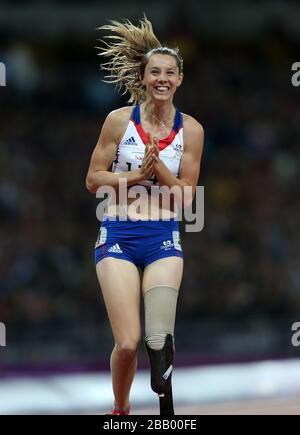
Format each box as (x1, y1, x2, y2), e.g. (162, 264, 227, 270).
(154, 86, 170, 92)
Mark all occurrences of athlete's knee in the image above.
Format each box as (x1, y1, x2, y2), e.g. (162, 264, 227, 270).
(115, 339, 140, 359)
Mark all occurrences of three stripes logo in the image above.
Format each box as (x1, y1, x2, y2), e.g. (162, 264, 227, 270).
(108, 243, 123, 254)
(123, 136, 138, 146)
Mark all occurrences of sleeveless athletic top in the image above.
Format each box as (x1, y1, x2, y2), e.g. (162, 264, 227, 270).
(111, 105, 184, 187)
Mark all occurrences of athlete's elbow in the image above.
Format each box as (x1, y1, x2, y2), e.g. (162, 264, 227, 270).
(182, 197, 194, 209)
(86, 173, 97, 193)
(181, 183, 195, 208)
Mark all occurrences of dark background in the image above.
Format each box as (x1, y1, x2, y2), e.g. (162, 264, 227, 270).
(0, 0, 300, 374)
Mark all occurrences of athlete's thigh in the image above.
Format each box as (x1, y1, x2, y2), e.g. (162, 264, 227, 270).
(96, 257, 141, 343)
(142, 257, 184, 294)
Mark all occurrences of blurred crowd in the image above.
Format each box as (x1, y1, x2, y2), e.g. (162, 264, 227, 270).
(0, 29, 300, 367)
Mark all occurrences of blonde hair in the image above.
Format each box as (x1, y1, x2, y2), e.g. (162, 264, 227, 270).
(97, 15, 183, 104)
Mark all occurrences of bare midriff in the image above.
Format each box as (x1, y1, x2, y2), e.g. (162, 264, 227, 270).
(105, 186, 178, 220)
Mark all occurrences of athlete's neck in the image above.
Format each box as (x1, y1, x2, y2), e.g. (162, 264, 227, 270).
(141, 101, 175, 128)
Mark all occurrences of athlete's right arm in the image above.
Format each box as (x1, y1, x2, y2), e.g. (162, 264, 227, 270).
(86, 110, 153, 193)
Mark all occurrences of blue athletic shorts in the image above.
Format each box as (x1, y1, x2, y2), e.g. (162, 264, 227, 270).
(95, 216, 183, 270)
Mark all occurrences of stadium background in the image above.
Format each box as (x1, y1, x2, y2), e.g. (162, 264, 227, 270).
(0, 0, 300, 414)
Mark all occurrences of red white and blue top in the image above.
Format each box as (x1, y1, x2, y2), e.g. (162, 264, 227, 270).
(111, 104, 184, 187)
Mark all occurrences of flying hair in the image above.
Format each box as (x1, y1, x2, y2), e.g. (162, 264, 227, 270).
(96, 15, 183, 104)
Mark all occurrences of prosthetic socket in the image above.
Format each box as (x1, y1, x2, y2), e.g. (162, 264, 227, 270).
(144, 285, 179, 399)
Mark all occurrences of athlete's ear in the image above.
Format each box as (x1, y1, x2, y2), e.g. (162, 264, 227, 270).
(139, 73, 145, 87)
(177, 73, 184, 87)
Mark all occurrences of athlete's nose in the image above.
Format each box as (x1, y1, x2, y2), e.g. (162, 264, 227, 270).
(157, 72, 168, 82)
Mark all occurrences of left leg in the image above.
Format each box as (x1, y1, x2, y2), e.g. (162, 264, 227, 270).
(143, 257, 183, 294)
(142, 257, 183, 415)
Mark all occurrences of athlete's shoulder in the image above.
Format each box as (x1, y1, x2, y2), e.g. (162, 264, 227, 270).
(106, 106, 135, 124)
(103, 106, 135, 143)
(182, 114, 204, 152)
(182, 113, 204, 136)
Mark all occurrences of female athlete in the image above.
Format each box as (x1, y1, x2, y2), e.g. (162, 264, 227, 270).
(86, 16, 204, 415)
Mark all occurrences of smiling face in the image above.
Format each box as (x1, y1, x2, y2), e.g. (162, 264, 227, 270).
(142, 54, 183, 103)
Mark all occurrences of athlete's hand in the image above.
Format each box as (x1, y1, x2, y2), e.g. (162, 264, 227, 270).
(147, 133, 160, 163)
(139, 133, 159, 179)
(140, 148, 155, 180)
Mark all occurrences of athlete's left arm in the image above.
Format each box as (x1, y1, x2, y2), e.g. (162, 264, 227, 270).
(153, 116, 204, 206)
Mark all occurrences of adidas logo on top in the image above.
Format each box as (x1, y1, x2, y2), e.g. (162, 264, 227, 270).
(124, 136, 138, 146)
(108, 243, 123, 254)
